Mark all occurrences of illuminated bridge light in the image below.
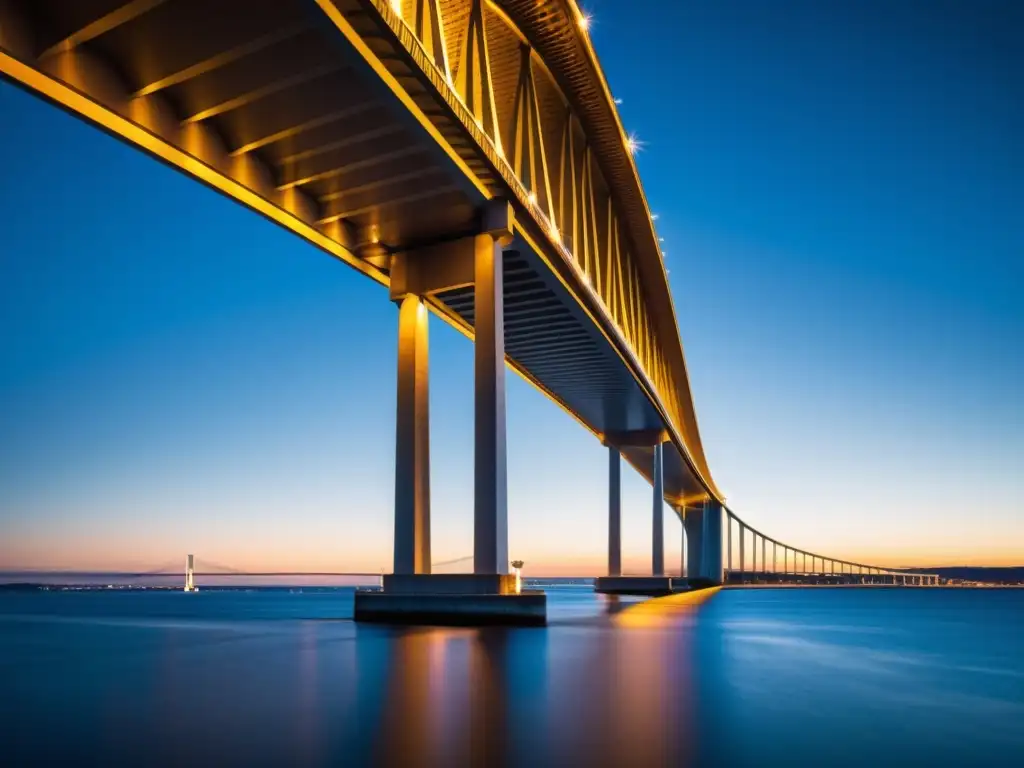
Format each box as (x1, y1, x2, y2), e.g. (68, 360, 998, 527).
(578, 12, 592, 32)
(626, 133, 643, 155)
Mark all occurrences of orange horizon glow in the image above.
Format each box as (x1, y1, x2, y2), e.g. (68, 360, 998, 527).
(2, 550, 1021, 576)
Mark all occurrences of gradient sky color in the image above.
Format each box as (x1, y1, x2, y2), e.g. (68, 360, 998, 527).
(1, 0, 1021, 574)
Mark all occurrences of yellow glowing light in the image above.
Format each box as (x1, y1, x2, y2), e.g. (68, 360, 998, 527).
(614, 587, 721, 628)
(579, 12, 592, 31)
(528, 191, 537, 205)
(511, 560, 524, 594)
(390, 0, 402, 14)
(550, 225, 561, 242)
(625, 133, 644, 155)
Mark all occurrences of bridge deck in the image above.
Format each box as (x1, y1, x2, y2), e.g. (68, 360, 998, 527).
(0, 0, 712, 503)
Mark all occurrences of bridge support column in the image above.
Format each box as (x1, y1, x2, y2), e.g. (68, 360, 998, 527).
(680, 508, 687, 577)
(608, 446, 621, 576)
(393, 295, 431, 575)
(726, 513, 733, 580)
(652, 442, 665, 576)
(702, 501, 724, 584)
(474, 231, 509, 576)
(684, 503, 703, 580)
(357, 205, 545, 625)
(596, 430, 679, 596)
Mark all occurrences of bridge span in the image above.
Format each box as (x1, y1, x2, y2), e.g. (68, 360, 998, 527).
(1, 0, 937, 622)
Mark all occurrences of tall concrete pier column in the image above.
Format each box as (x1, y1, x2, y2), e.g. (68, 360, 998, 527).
(651, 442, 664, 576)
(702, 501, 725, 583)
(680, 509, 687, 577)
(726, 513, 732, 578)
(394, 295, 431, 574)
(474, 230, 508, 575)
(608, 446, 621, 576)
(684, 503, 703, 579)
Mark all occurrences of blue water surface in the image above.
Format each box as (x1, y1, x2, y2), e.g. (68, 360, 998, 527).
(1, 586, 1021, 766)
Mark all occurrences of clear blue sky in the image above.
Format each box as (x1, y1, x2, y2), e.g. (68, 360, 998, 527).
(1, 0, 1021, 573)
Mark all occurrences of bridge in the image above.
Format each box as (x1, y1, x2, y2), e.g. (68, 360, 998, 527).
(0, 0, 937, 623)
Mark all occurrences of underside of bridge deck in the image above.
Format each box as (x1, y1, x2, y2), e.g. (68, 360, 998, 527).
(0, 0, 712, 504)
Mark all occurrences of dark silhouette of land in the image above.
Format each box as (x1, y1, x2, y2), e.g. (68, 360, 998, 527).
(912, 567, 1024, 584)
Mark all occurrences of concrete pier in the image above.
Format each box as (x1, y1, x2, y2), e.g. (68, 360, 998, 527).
(355, 575, 545, 625)
(594, 576, 686, 596)
(703, 501, 725, 583)
(393, 294, 431, 575)
(608, 446, 621, 576)
(652, 442, 664, 576)
(684, 504, 704, 580)
(357, 206, 546, 627)
(473, 231, 508, 576)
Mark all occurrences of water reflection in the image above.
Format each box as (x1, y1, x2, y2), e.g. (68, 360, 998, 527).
(7, 588, 1020, 766)
(361, 591, 716, 766)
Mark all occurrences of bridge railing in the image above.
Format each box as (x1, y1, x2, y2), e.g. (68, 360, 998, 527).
(722, 508, 939, 584)
(366, 0, 720, 498)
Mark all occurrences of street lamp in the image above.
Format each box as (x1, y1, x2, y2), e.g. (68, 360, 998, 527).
(511, 560, 525, 594)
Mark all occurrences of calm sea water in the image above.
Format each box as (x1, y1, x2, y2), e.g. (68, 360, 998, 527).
(1, 587, 1022, 766)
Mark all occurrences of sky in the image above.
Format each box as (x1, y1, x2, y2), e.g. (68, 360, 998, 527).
(1, 0, 1021, 574)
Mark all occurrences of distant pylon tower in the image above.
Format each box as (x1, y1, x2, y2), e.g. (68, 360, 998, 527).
(184, 554, 197, 592)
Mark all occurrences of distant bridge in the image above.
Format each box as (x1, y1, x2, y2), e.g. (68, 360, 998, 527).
(0, 0, 937, 609)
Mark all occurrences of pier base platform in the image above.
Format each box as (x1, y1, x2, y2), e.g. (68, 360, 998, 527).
(595, 576, 688, 596)
(354, 574, 546, 626)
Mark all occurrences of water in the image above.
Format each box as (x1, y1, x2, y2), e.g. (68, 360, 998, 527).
(1, 586, 1022, 766)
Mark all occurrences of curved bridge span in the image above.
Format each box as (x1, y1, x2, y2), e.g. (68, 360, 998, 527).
(1, 0, 935, 598)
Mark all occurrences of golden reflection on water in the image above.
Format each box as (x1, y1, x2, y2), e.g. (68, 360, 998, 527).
(366, 589, 721, 767)
(373, 628, 481, 766)
(614, 587, 722, 629)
